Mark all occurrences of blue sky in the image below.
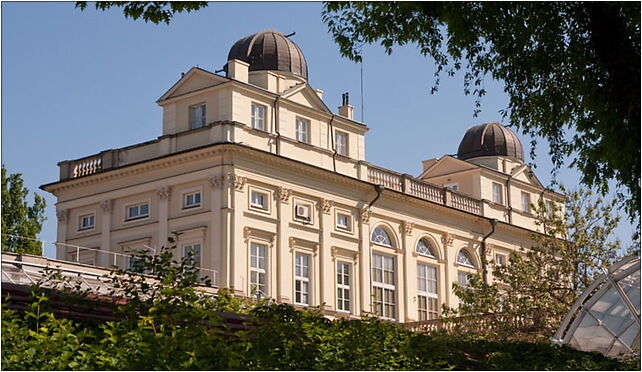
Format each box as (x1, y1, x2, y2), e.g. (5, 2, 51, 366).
(2, 2, 635, 257)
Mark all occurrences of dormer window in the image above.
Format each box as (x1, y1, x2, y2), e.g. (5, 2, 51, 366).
(251, 103, 266, 130)
(189, 104, 206, 129)
(296, 117, 310, 143)
(335, 131, 348, 156)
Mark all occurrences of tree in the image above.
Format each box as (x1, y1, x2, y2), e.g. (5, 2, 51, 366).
(1, 165, 46, 255)
(75, 1, 208, 24)
(444, 187, 626, 341)
(321, 2, 640, 225)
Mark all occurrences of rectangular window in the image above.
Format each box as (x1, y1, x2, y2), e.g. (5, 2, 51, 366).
(334, 131, 348, 156)
(183, 191, 202, 209)
(294, 252, 311, 306)
(445, 183, 459, 191)
(337, 261, 351, 312)
(336, 212, 351, 231)
(372, 253, 396, 319)
(546, 200, 556, 217)
(126, 203, 149, 221)
(250, 242, 267, 296)
(417, 263, 439, 320)
(189, 104, 206, 129)
(492, 183, 504, 205)
(521, 192, 531, 213)
(495, 254, 506, 266)
(78, 213, 95, 230)
(128, 255, 145, 273)
(295, 117, 310, 143)
(183, 243, 202, 279)
(458, 271, 471, 288)
(250, 191, 268, 210)
(251, 103, 266, 130)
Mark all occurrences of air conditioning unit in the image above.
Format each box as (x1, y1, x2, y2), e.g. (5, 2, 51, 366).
(296, 205, 310, 221)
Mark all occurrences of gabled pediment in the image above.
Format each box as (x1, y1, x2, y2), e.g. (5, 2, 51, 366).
(281, 84, 331, 114)
(418, 156, 478, 180)
(511, 165, 544, 188)
(157, 67, 229, 103)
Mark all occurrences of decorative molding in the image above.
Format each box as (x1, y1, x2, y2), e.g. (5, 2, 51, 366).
(208, 175, 224, 188)
(288, 236, 296, 250)
(157, 186, 171, 200)
(320, 199, 333, 214)
(485, 243, 494, 257)
(56, 209, 68, 222)
(360, 208, 372, 224)
(226, 172, 246, 192)
(277, 187, 292, 204)
(243, 226, 251, 243)
(99, 199, 112, 213)
(441, 233, 454, 247)
(401, 221, 414, 236)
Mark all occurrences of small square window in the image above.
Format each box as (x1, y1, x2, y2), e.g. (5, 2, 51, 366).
(250, 190, 268, 210)
(183, 191, 202, 209)
(334, 131, 348, 156)
(336, 212, 351, 231)
(295, 203, 311, 222)
(126, 203, 149, 221)
(495, 254, 506, 266)
(251, 103, 266, 131)
(78, 213, 95, 230)
(492, 183, 504, 205)
(296, 117, 310, 143)
(189, 104, 206, 129)
(445, 183, 459, 191)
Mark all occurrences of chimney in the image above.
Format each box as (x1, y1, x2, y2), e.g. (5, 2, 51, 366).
(338, 92, 354, 120)
(226, 59, 249, 83)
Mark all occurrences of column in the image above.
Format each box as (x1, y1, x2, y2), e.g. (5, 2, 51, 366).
(276, 187, 292, 303)
(98, 199, 112, 267)
(319, 199, 333, 309)
(401, 221, 414, 322)
(55, 208, 68, 260)
(358, 207, 372, 315)
(157, 187, 170, 250)
(227, 170, 246, 295)
(208, 174, 224, 288)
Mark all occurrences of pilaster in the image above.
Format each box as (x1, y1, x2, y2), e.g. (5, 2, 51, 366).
(157, 187, 170, 249)
(359, 207, 372, 315)
(318, 198, 333, 309)
(276, 186, 292, 303)
(55, 208, 68, 260)
(99, 200, 112, 267)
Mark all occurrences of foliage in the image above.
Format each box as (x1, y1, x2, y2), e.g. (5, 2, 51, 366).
(2, 240, 636, 370)
(445, 187, 626, 341)
(322, 2, 641, 224)
(1, 164, 46, 255)
(75, 1, 208, 25)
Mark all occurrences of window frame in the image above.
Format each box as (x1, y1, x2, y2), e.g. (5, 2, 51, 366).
(417, 263, 439, 320)
(371, 252, 396, 320)
(78, 212, 96, 231)
(182, 189, 202, 210)
(295, 117, 310, 143)
(370, 226, 394, 248)
(189, 103, 206, 129)
(456, 249, 476, 268)
(334, 130, 349, 156)
(444, 183, 459, 191)
(249, 241, 268, 297)
(251, 102, 267, 131)
(415, 238, 437, 258)
(495, 253, 507, 266)
(294, 252, 312, 306)
(248, 188, 270, 213)
(124, 201, 150, 222)
(335, 211, 352, 232)
(520, 191, 531, 213)
(492, 182, 504, 205)
(336, 261, 352, 313)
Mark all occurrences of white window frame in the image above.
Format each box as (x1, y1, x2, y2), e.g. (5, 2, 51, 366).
(457, 271, 472, 288)
(495, 253, 506, 266)
(249, 188, 270, 213)
(182, 242, 203, 279)
(294, 252, 311, 306)
(492, 182, 504, 205)
(251, 102, 266, 131)
(335, 211, 352, 232)
(415, 238, 437, 258)
(334, 130, 349, 156)
(295, 117, 310, 143)
(249, 241, 268, 297)
(372, 252, 396, 320)
(456, 249, 475, 268)
(371, 226, 394, 247)
(189, 103, 206, 129)
(445, 183, 459, 191)
(78, 212, 95, 231)
(293, 200, 313, 224)
(182, 190, 202, 210)
(336, 261, 351, 313)
(521, 191, 531, 213)
(417, 263, 439, 320)
(124, 201, 150, 222)
(546, 200, 556, 218)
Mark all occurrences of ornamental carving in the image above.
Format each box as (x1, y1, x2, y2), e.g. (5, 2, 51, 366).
(56, 209, 68, 222)
(208, 175, 224, 189)
(485, 243, 494, 257)
(157, 186, 171, 200)
(226, 173, 246, 192)
(401, 221, 414, 236)
(243, 226, 251, 243)
(277, 187, 292, 204)
(360, 208, 372, 224)
(288, 236, 296, 249)
(100, 199, 112, 213)
(321, 199, 333, 214)
(441, 233, 454, 247)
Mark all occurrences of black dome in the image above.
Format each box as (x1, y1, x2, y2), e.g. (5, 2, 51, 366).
(457, 122, 524, 161)
(227, 30, 308, 80)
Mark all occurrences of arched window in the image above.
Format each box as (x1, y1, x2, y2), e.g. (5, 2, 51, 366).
(456, 249, 475, 268)
(371, 226, 393, 247)
(416, 238, 437, 258)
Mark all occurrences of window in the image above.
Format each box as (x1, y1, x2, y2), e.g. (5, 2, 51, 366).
(336, 262, 351, 312)
(492, 183, 504, 205)
(78, 213, 95, 230)
(521, 192, 531, 213)
(372, 253, 396, 319)
(294, 203, 311, 222)
(336, 212, 351, 231)
(457, 271, 471, 288)
(456, 250, 475, 268)
(128, 255, 146, 273)
(445, 183, 459, 191)
(546, 200, 556, 217)
(189, 104, 206, 129)
(417, 263, 439, 320)
(250, 242, 267, 296)
(415, 239, 436, 258)
(495, 254, 506, 266)
(250, 190, 268, 210)
(294, 252, 311, 305)
(371, 226, 393, 247)
(183, 243, 202, 279)
(183, 191, 201, 209)
(251, 103, 265, 130)
(295, 117, 310, 143)
(334, 131, 348, 156)
(126, 202, 149, 221)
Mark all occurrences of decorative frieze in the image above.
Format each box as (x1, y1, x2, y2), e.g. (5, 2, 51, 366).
(277, 187, 292, 204)
(157, 186, 171, 200)
(99, 199, 112, 213)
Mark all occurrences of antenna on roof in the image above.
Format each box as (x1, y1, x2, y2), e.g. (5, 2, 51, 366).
(285, 31, 296, 38)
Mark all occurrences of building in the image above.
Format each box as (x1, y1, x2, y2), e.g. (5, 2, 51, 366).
(41, 30, 563, 322)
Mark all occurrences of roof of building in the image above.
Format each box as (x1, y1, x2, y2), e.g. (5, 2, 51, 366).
(227, 30, 308, 80)
(457, 122, 524, 161)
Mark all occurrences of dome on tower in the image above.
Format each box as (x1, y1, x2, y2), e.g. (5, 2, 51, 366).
(457, 122, 524, 161)
(227, 30, 308, 80)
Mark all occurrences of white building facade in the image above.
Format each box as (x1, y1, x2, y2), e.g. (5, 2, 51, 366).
(42, 30, 563, 322)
